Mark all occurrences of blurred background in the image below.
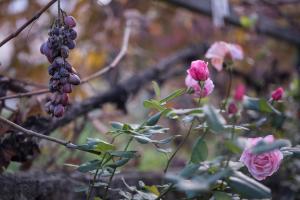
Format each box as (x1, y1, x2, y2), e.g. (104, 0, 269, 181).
(0, 0, 299, 199)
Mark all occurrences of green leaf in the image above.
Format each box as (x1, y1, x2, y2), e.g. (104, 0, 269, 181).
(144, 185, 160, 196)
(152, 81, 161, 98)
(251, 139, 291, 154)
(213, 191, 231, 200)
(77, 160, 102, 173)
(190, 138, 208, 163)
(143, 100, 165, 111)
(108, 150, 137, 158)
(107, 158, 130, 168)
(224, 140, 242, 154)
(77, 138, 115, 153)
(240, 15, 256, 29)
(159, 89, 186, 103)
(180, 163, 201, 178)
(146, 112, 162, 126)
(243, 97, 280, 114)
(111, 122, 124, 130)
(228, 171, 271, 199)
(203, 105, 225, 134)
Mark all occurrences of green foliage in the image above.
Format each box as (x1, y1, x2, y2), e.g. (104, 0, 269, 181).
(243, 96, 280, 114)
(190, 137, 208, 163)
(251, 139, 291, 154)
(203, 105, 226, 134)
(228, 172, 271, 199)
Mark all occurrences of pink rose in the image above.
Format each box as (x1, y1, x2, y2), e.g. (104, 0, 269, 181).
(205, 41, 244, 71)
(271, 87, 284, 101)
(187, 60, 210, 81)
(185, 74, 214, 98)
(234, 84, 246, 102)
(240, 135, 283, 181)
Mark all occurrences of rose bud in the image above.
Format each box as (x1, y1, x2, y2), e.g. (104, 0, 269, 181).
(228, 102, 238, 114)
(271, 87, 284, 101)
(234, 84, 246, 102)
(187, 60, 210, 81)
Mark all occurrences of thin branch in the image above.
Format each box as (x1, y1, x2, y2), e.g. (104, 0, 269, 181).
(0, 89, 49, 101)
(0, 19, 133, 101)
(0, 115, 77, 149)
(0, 0, 58, 48)
(81, 19, 133, 83)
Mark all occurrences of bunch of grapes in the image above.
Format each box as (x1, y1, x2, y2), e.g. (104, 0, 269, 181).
(40, 16, 80, 117)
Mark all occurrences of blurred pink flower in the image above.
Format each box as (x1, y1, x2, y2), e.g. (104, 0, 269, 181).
(185, 74, 214, 98)
(205, 41, 244, 71)
(240, 135, 283, 181)
(234, 84, 246, 102)
(228, 102, 238, 114)
(187, 60, 210, 81)
(271, 87, 284, 101)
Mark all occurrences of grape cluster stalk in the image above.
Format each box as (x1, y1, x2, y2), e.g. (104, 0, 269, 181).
(40, 15, 80, 117)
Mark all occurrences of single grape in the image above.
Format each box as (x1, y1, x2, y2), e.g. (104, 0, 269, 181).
(68, 29, 77, 40)
(54, 104, 64, 117)
(60, 45, 69, 58)
(48, 65, 55, 75)
(69, 73, 81, 85)
(62, 83, 72, 93)
(59, 68, 69, 77)
(64, 16, 76, 28)
(66, 40, 76, 49)
(61, 93, 69, 106)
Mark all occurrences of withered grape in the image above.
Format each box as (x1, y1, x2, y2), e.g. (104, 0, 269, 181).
(41, 15, 80, 118)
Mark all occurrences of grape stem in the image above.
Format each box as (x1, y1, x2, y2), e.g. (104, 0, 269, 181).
(0, 0, 58, 48)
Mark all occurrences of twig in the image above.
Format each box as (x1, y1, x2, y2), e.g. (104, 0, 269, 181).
(0, 115, 77, 149)
(81, 19, 133, 83)
(0, 0, 58, 48)
(0, 19, 133, 101)
(0, 89, 49, 101)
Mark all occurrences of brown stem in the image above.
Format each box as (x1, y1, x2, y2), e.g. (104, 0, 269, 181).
(0, 115, 77, 149)
(0, 0, 58, 48)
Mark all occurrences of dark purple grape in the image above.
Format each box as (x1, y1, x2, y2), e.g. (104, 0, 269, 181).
(53, 72, 61, 80)
(69, 73, 81, 85)
(48, 65, 55, 75)
(61, 93, 69, 106)
(68, 29, 77, 40)
(64, 61, 72, 72)
(54, 104, 64, 117)
(66, 40, 76, 49)
(60, 77, 68, 84)
(53, 57, 64, 67)
(62, 83, 72, 93)
(60, 45, 69, 58)
(59, 68, 69, 77)
(64, 16, 76, 28)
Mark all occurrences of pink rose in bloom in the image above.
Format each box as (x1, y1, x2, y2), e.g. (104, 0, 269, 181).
(205, 41, 244, 71)
(240, 135, 283, 181)
(228, 102, 238, 114)
(185, 74, 214, 98)
(271, 87, 284, 101)
(187, 60, 210, 81)
(234, 84, 246, 102)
